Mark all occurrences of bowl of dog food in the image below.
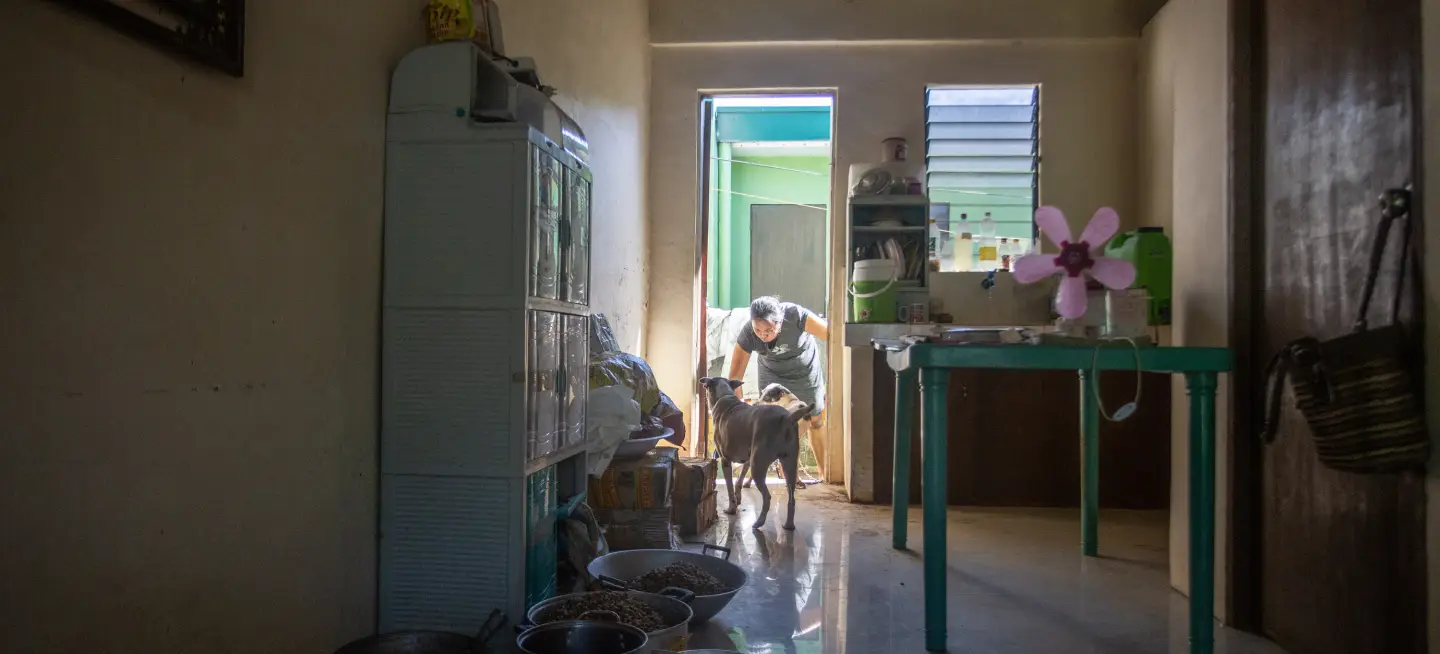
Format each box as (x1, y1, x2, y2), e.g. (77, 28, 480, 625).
(525, 588, 694, 652)
(587, 545, 747, 624)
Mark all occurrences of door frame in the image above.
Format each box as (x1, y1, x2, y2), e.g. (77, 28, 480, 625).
(1225, 0, 1428, 632)
(690, 90, 840, 481)
(1225, 0, 1262, 629)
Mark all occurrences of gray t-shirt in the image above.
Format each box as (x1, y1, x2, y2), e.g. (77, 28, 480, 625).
(736, 303, 825, 413)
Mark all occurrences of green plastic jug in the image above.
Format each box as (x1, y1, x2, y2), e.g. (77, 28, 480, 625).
(1104, 226, 1172, 325)
(850, 259, 898, 323)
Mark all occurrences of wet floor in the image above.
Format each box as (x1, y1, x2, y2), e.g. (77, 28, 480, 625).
(678, 481, 1286, 654)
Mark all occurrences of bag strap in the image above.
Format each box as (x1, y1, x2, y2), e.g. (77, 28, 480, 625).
(1259, 345, 1293, 444)
(1354, 187, 1412, 332)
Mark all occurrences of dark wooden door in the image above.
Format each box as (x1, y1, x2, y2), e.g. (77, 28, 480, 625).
(1255, 0, 1426, 651)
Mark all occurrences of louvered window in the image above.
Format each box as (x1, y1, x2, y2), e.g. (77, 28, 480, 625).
(925, 86, 1040, 240)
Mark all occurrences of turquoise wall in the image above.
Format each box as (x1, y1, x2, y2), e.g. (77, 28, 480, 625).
(713, 155, 831, 310)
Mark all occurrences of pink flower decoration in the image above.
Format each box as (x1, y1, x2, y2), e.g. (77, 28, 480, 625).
(1012, 206, 1136, 319)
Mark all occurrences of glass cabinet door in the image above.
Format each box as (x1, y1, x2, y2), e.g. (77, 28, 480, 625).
(562, 168, 592, 305)
(527, 310, 561, 460)
(561, 314, 589, 448)
(529, 147, 560, 300)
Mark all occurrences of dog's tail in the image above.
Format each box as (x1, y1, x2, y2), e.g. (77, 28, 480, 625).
(786, 402, 811, 424)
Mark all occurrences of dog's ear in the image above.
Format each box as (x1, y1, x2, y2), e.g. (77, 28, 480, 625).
(787, 402, 811, 422)
(699, 377, 714, 387)
(729, 380, 745, 390)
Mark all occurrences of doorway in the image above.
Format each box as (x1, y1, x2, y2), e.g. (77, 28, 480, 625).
(694, 93, 836, 483)
(1230, 0, 1428, 650)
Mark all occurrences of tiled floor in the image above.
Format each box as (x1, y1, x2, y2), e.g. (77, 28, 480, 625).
(679, 482, 1286, 654)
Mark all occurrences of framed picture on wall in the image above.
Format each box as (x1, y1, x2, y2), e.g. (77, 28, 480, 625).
(51, 0, 245, 77)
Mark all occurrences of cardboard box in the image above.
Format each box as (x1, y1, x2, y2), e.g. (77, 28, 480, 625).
(589, 450, 675, 510)
(672, 457, 717, 505)
(592, 507, 676, 550)
(674, 490, 718, 536)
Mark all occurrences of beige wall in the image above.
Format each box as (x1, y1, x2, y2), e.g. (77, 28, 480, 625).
(503, 1, 652, 354)
(0, 1, 648, 652)
(647, 39, 1139, 475)
(1423, 1, 1440, 651)
(1138, 0, 1231, 618)
(651, 0, 1168, 43)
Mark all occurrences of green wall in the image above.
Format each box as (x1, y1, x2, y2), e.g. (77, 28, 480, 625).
(710, 154, 831, 309)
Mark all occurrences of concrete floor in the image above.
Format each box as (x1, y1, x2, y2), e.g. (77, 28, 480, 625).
(678, 482, 1287, 654)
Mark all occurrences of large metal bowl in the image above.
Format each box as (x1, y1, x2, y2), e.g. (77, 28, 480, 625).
(527, 589, 693, 653)
(515, 619, 649, 654)
(587, 546, 746, 623)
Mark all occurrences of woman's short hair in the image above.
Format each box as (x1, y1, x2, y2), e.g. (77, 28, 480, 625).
(750, 296, 784, 323)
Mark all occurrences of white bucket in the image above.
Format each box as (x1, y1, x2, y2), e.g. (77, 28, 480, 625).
(1105, 289, 1150, 338)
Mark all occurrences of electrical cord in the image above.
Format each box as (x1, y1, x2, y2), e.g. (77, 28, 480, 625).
(1090, 336, 1142, 422)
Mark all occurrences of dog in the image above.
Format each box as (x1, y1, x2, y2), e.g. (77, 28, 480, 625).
(748, 383, 811, 490)
(700, 377, 810, 530)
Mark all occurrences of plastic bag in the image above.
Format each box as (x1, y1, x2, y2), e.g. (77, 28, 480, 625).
(590, 313, 622, 356)
(585, 385, 642, 475)
(423, 0, 493, 49)
(651, 391, 686, 446)
(589, 352, 661, 417)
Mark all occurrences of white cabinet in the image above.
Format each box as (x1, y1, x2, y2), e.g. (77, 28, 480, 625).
(380, 43, 592, 635)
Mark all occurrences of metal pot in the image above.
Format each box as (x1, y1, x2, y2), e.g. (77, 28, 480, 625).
(334, 610, 506, 654)
(515, 619, 648, 654)
(526, 588, 694, 653)
(587, 545, 746, 623)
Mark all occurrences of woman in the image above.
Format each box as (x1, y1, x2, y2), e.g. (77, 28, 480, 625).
(728, 296, 829, 428)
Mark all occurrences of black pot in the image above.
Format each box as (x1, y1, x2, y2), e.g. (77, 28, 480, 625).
(334, 631, 478, 654)
(514, 619, 649, 654)
(334, 609, 505, 654)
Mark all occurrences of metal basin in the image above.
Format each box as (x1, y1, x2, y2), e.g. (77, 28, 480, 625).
(515, 619, 649, 654)
(333, 631, 477, 654)
(527, 589, 693, 653)
(587, 546, 746, 623)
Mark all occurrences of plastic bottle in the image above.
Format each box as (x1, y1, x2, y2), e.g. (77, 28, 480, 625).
(953, 232, 975, 271)
(999, 237, 1011, 271)
(977, 212, 998, 270)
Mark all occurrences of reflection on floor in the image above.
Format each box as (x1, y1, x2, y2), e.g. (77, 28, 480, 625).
(681, 482, 1285, 654)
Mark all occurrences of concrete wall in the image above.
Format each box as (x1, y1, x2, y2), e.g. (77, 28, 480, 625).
(651, 0, 1169, 43)
(0, 1, 648, 651)
(1137, 0, 1231, 618)
(647, 39, 1139, 479)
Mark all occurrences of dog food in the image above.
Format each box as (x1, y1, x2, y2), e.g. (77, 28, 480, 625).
(629, 562, 730, 596)
(539, 591, 666, 632)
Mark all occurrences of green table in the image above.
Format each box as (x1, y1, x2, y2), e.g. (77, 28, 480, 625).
(878, 340, 1231, 654)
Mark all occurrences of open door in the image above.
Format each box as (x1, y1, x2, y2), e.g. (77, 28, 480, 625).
(1245, 0, 1428, 650)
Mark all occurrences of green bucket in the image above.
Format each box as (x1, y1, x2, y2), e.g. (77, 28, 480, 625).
(850, 259, 898, 323)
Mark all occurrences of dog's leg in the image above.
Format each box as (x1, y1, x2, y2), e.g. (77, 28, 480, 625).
(721, 457, 738, 515)
(779, 451, 800, 531)
(740, 460, 752, 489)
(750, 455, 775, 529)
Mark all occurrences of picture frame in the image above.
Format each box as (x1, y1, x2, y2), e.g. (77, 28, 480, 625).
(51, 0, 245, 77)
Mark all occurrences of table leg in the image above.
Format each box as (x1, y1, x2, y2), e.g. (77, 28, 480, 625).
(892, 369, 917, 550)
(920, 367, 950, 652)
(1186, 372, 1218, 654)
(1078, 369, 1100, 557)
